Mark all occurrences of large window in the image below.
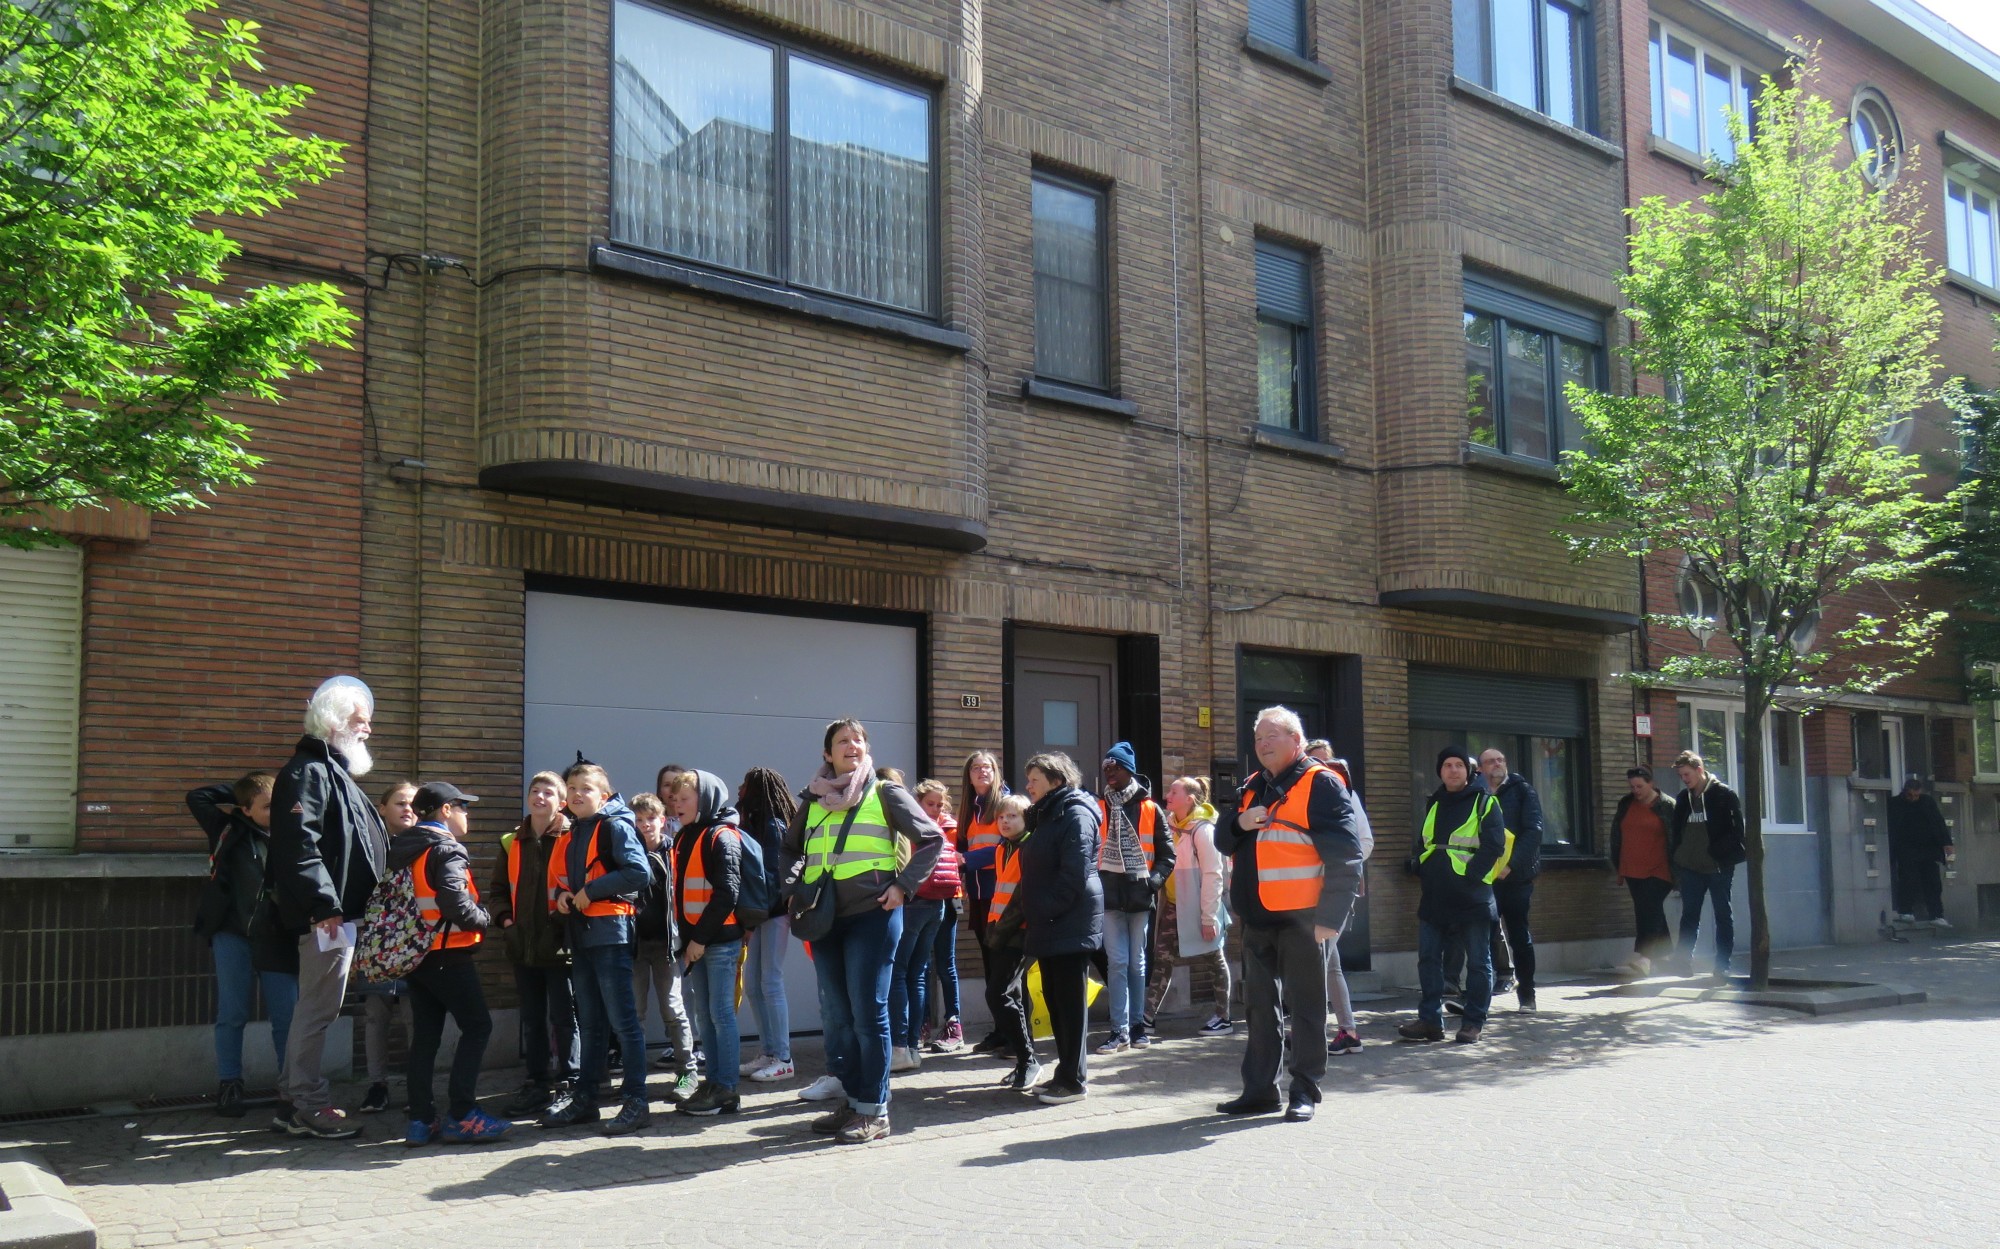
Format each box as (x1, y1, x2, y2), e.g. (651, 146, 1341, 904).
(1256, 242, 1316, 436)
(1676, 699, 1808, 828)
(1454, 0, 1593, 132)
(1946, 174, 2000, 290)
(611, 0, 935, 315)
(1850, 88, 1902, 186)
(1974, 698, 2000, 780)
(1409, 668, 1591, 854)
(1032, 173, 1109, 390)
(1248, 0, 1309, 57)
(1463, 276, 1602, 464)
(1647, 20, 1755, 162)
(0, 545, 83, 852)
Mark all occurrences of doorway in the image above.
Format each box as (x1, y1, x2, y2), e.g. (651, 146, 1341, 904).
(1008, 628, 1118, 788)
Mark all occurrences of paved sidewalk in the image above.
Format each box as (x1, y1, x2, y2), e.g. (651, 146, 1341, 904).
(9, 940, 1998, 1248)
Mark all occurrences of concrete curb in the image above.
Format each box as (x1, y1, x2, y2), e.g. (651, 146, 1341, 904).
(1633, 979, 1928, 1016)
(0, 1149, 96, 1249)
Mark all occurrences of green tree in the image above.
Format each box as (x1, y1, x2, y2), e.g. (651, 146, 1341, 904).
(1563, 64, 1949, 988)
(0, 0, 354, 547)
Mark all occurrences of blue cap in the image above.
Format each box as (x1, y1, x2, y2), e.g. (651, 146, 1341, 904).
(1104, 742, 1139, 773)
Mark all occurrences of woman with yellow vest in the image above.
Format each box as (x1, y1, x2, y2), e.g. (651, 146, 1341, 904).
(957, 751, 1011, 1055)
(1399, 746, 1508, 1046)
(389, 782, 509, 1146)
(781, 718, 943, 1144)
(1095, 741, 1174, 1054)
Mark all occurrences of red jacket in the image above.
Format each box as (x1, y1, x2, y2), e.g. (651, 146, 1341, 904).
(917, 816, 963, 901)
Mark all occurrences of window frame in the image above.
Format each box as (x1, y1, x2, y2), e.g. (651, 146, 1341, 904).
(1254, 239, 1318, 440)
(1646, 17, 1758, 163)
(1974, 699, 2000, 782)
(1849, 86, 1903, 187)
(1455, 0, 1597, 134)
(1248, 0, 1311, 60)
(1675, 696, 1811, 831)
(608, 0, 944, 321)
(1945, 171, 2000, 290)
(1029, 168, 1113, 392)
(1463, 275, 1604, 465)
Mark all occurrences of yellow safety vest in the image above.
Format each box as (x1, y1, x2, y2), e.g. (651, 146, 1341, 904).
(1418, 793, 1513, 885)
(802, 785, 899, 883)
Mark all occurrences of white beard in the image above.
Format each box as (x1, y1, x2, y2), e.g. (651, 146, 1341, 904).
(329, 729, 374, 778)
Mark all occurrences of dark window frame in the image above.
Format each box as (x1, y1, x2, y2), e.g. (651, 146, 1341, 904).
(1463, 275, 1604, 465)
(1248, 0, 1312, 59)
(1455, 0, 1597, 134)
(1255, 239, 1318, 440)
(608, 0, 944, 321)
(1030, 167, 1113, 393)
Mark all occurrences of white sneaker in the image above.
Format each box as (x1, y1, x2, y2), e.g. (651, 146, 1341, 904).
(798, 1074, 845, 1102)
(1895, 913, 1916, 923)
(1933, 917, 1953, 929)
(749, 1059, 795, 1082)
(739, 1057, 767, 1077)
(890, 1046, 920, 1073)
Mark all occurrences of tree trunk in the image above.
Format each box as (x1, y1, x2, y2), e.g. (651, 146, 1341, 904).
(1742, 676, 1772, 990)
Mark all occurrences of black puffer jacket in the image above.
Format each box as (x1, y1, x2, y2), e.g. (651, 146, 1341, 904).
(388, 823, 491, 938)
(187, 785, 269, 939)
(1020, 785, 1104, 957)
(265, 735, 386, 932)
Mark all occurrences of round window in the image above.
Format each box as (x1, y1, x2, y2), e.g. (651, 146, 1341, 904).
(1851, 89, 1902, 185)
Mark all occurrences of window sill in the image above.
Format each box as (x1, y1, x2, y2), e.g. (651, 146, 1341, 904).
(1462, 441, 1562, 481)
(1945, 271, 2000, 307)
(1252, 425, 1347, 462)
(1243, 33, 1333, 85)
(1450, 77, 1624, 162)
(589, 244, 973, 353)
(1022, 376, 1138, 418)
(1647, 134, 1716, 177)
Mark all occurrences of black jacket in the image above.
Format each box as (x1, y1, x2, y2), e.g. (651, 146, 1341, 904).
(1097, 783, 1177, 913)
(674, 769, 744, 953)
(1670, 779, 1747, 869)
(388, 823, 491, 937)
(1414, 781, 1508, 927)
(486, 814, 570, 968)
(1608, 791, 1678, 879)
(264, 735, 386, 932)
(635, 844, 677, 945)
(1886, 792, 1953, 861)
(1489, 772, 1545, 882)
(1019, 785, 1105, 957)
(187, 785, 269, 939)
(986, 837, 1028, 951)
(562, 795, 650, 950)
(1214, 755, 1364, 931)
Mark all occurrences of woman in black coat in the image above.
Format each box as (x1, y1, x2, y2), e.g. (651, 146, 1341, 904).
(1018, 751, 1104, 1106)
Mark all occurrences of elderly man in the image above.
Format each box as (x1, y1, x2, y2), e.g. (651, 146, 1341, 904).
(1213, 706, 1363, 1122)
(1478, 747, 1542, 1010)
(265, 675, 387, 1139)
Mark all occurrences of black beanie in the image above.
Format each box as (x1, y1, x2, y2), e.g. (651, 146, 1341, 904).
(1436, 746, 1475, 779)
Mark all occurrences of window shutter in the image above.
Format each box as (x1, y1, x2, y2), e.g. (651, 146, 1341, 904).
(1408, 667, 1587, 737)
(1256, 242, 1313, 325)
(1248, 0, 1306, 54)
(0, 546, 83, 850)
(1464, 275, 1604, 344)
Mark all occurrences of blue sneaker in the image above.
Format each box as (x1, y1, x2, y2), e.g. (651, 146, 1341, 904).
(405, 1117, 440, 1147)
(441, 1106, 511, 1144)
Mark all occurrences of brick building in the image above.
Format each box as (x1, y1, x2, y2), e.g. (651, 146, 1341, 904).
(4, 0, 1992, 1113)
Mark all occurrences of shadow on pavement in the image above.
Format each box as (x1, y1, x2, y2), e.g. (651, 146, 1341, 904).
(959, 1112, 1273, 1166)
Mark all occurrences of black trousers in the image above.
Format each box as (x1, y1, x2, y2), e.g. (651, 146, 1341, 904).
(406, 951, 492, 1123)
(1892, 852, 1945, 920)
(1037, 951, 1092, 1089)
(1241, 922, 1328, 1103)
(1493, 880, 1535, 992)
(971, 907, 1009, 1038)
(1626, 876, 1674, 958)
(987, 944, 1032, 1062)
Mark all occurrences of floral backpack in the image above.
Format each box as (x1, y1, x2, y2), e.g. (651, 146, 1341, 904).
(354, 863, 438, 982)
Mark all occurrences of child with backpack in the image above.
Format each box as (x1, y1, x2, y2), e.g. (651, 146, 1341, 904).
(385, 782, 508, 1145)
(630, 792, 701, 1102)
(665, 769, 761, 1117)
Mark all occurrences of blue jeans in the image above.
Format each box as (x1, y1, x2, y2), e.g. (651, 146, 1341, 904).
(1419, 917, 1492, 1028)
(684, 939, 744, 1091)
(890, 898, 944, 1048)
(212, 931, 298, 1083)
(929, 901, 961, 1020)
(1676, 864, 1736, 975)
(572, 942, 647, 1104)
(1103, 908, 1151, 1037)
(743, 916, 792, 1062)
(813, 904, 902, 1117)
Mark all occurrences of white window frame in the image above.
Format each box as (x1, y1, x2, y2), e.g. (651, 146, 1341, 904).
(1945, 173, 2000, 290)
(1648, 18, 1757, 163)
(1677, 696, 1811, 832)
(1971, 664, 2000, 781)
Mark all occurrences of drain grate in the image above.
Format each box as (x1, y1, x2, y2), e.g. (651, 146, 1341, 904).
(0, 1105, 95, 1125)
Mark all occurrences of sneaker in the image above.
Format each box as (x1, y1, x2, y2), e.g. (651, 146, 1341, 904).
(749, 1059, 795, 1083)
(739, 1056, 774, 1077)
(1198, 1014, 1234, 1035)
(537, 1092, 601, 1129)
(1517, 990, 1538, 1013)
(442, 1107, 511, 1144)
(603, 1096, 653, 1136)
(971, 1033, 1008, 1055)
(269, 1101, 296, 1134)
(918, 1022, 934, 1049)
(930, 1018, 965, 1053)
(1093, 1033, 1130, 1055)
(1329, 1029, 1362, 1055)
(666, 1070, 701, 1102)
(1130, 1031, 1154, 1050)
(1895, 912, 1916, 923)
(1454, 1025, 1483, 1044)
(678, 1081, 741, 1117)
(1001, 1058, 1043, 1091)
(1036, 1082, 1087, 1106)
(216, 1079, 246, 1119)
(890, 1046, 920, 1073)
(358, 1082, 391, 1114)
(293, 1106, 361, 1140)
(836, 1114, 891, 1144)
(1398, 1020, 1445, 1043)
(1494, 977, 1517, 995)
(1934, 917, 1954, 929)
(1444, 1000, 1466, 1017)
(810, 1108, 857, 1134)
(1284, 1091, 1317, 1123)
(404, 1117, 440, 1147)
(1216, 1092, 1282, 1115)
(501, 1080, 556, 1117)
(653, 1047, 680, 1069)
(799, 1074, 846, 1102)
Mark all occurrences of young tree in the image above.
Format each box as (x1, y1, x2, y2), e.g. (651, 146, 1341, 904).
(1563, 64, 1950, 988)
(0, 0, 355, 547)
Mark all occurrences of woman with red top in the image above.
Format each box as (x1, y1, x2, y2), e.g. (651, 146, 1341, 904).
(1609, 765, 1677, 974)
(956, 751, 1011, 1054)
(890, 780, 962, 1071)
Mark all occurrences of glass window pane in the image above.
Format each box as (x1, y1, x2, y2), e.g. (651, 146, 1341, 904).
(1557, 338, 1593, 455)
(1250, 0, 1308, 57)
(1258, 318, 1300, 431)
(1948, 181, 1971, 277)
(1696, 707, 1732, 785)
(1973, 191, 1998, 288)
(1456, 0, 1490, 84)
(787, 56, 932, 313)
(1769, 711, 1806, 825)
(1032, 178, 1106, 388)
(612, 2, 776, 275)
(1704, 55, 1736, 160)
(1042, 700, 1079, 747)
(1543, 3, 1579, 129)
(1975, 703, 1998, 776)
(1665, 35, 1699, 151)
(1529, 736, 1575, 848)
(1677, 702, 1694, 783)
(1504, 326, 1551, 460)
(1649, 23, 1665, 137)
(1493, 0, 1537, 109)
(1465, 312, 1498, 448)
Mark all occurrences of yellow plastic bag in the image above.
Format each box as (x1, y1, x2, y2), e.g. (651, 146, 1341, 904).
(1025, 961, 1104, 1041)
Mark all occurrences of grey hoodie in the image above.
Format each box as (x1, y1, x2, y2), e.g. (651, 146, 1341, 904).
(673, 770, 745, 952)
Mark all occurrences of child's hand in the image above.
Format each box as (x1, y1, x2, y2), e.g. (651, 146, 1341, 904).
(555, 892, 573, 915)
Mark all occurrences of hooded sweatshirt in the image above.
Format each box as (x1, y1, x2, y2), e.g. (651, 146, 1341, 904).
(388, 822, 491, 955)
(1414, 747, 1508, 927)
(673, 770, 745, 953)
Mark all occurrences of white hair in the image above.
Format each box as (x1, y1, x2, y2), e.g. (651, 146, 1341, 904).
(1253, 705, 1306, 743)
(304, 675, 373, 740)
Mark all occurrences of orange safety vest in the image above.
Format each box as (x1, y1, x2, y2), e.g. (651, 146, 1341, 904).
(963, 808, 1003, 861)
(413, 847, 482, 952)
(679, 825, 741, 928)
(1241, 762, 1331, 913)
(546, 820, 638, 918)
(504, 819, 566, 918)
(989, 837, 1025, 927)
(1098, 796, 1164, 873)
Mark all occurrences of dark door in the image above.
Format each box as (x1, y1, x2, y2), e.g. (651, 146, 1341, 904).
(1011, 629, 1118, 789)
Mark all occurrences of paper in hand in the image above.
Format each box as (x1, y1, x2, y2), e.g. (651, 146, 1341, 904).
(317, 921, 357, 952)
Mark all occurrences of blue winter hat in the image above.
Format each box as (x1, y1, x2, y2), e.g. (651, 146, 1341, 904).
(1104, 741, 1139, 773)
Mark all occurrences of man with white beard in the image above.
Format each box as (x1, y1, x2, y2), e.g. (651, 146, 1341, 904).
(265, 675, 388, 1138)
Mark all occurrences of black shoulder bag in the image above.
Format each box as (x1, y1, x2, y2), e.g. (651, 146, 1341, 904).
(789, 801, 863, 943)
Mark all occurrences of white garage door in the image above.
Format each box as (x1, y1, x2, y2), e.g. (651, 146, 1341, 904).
(523, 589, 922, 1036)
(0, 545, 83, 851)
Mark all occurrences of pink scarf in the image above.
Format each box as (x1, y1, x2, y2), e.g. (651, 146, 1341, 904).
(808, 757, 876, 811)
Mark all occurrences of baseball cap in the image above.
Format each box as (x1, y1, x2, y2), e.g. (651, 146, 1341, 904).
(413, 781, 480, 816)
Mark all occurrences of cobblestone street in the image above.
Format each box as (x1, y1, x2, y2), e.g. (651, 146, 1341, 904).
(11, 940, 1997, 1248)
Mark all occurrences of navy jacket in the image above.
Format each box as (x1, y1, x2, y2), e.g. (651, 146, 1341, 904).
(1019, 785, 1105, 957)
(1213, 755, 1364, 932)
(1489, 772, 1545, 882)
(1415, 780, 1509, 927)
(562, 795, 649, 949)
